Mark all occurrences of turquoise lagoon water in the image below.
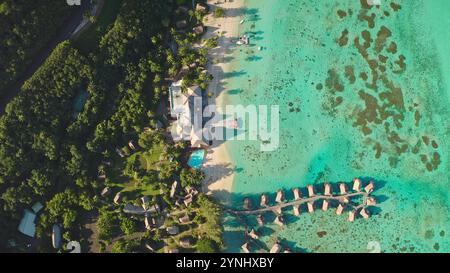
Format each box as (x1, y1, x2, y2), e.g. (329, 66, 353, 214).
(218, 0, 450, 252)
(188, 149, 206, 169)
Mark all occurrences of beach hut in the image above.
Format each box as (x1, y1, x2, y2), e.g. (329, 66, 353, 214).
(179, 238, 192, 248)
(113, 192, 122, 205)
(352, 178, 362, 191)
(307, 202, 314, 213)
(256, 214, 265, 226)
(166, 226, 180, 235)
(184, 196, 194, 207)
(243, 197, 252, 210)
(339, 183, 348, 195)
(275, 190, 285, 203)
(307, 185, 315, 197)
(274, 216, 284, 227)
(248, 229, 259, 240)
(293, 205, 301, 216)
(324, 183, 332, 196)
(141, 196, 150, 210)
(348, 210, 356, 222)
(241, 242, 250, 253)
(364, 181, 375, 193)
(179, 214, 190, 224)
(336, 204, 344, 215)
(193, 25, 205, 35)
(360, 208, 370, 219)
(52, 224, 62, 249)
(322, 200, 329, 211)
(270, 243, 282, 253)
(170, 181, 179, 199)
(365, 196, 377, 206)
(260, 194, 269, 207)
(101, 187, 112, 197)
(145, 216, 153, 230)
(293, 188, 301, 200)
(128, 140, 136, 151)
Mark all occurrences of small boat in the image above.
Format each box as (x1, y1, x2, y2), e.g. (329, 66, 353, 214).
(239, 19, 245, 24)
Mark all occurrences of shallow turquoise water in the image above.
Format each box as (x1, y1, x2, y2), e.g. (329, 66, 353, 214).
(219, 0, 450, 253)
(188, 149, 206, 169)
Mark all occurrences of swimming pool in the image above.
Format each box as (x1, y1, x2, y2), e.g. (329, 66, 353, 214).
(187, 149, 206, 169)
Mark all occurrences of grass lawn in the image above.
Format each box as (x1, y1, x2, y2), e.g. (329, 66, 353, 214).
(139, 142, 165, 171)
(74, 0, 122, 53)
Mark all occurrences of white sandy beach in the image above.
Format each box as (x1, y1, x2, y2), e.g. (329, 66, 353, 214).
(202, 0, 245, 202)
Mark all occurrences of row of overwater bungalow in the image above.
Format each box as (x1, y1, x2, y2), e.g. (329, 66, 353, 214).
(243, 179, 376, 225)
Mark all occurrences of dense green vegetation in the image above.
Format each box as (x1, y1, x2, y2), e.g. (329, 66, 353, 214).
(0, 0, 222, 253)
(0, 0, 74, 98)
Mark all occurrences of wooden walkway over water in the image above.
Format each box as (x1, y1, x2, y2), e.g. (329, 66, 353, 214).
(229, 191, 369, 215)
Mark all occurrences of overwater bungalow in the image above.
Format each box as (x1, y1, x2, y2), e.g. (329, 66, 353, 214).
(348, 210, 356, 222)
(274, 216, 285, 227)
(352, 178, 362, 191)
(360, 208, 370, 219)
(243, 198, 252, 210)
(336, 204, 344, 215)
(293, 188, 301, 200)
(260, 194, 269, 207)
(270, 242, 282, 253)
(241, 242, 250, 253)
(256, 214, 265, 226)
(365, 196, 377, 206)
(275, 190, 285, 203)
(324, 183, 332, 196)
(339, 183, 348, 195)
(322, 200, 329, 211)
(307, 185, 315, 197)
(293, 205, 301, 216)
(307, 201, 314, 213)
(248, 229, 259, 240)
(364, 181, 375, 193)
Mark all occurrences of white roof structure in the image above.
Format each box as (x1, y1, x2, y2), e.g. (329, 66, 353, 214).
(18, 209, 37, 237)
